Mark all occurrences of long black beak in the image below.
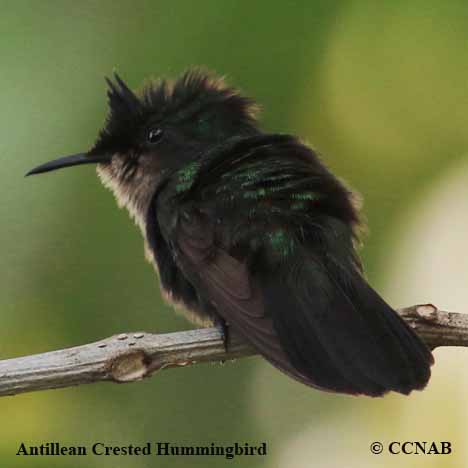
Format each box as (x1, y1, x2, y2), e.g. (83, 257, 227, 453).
(26, 153, 109, 176)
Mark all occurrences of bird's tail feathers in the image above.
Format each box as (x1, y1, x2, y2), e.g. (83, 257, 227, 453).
(262, 254, 433, 396)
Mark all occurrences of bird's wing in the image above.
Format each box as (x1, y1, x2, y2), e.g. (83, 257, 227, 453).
(154, 134, 433, 396)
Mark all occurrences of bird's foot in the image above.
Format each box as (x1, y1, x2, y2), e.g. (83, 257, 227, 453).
(215, 318, 229, 353)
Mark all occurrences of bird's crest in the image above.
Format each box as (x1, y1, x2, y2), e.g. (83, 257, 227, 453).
(105, 73, 142, 118)
(91, 69, 260, 155)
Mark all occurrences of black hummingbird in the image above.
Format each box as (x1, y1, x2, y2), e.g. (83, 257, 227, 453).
(27, 70, 433, 396)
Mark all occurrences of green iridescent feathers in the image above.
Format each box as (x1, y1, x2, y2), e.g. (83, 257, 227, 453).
(169, 134, 361, 265)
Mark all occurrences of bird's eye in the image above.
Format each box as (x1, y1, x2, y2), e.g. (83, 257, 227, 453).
(147, 128, 164, 144)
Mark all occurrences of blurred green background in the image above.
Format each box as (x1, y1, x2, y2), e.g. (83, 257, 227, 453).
(2, 0, 468, 466)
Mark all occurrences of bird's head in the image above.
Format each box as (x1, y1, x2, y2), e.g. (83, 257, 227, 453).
(27, 69, 259, 225)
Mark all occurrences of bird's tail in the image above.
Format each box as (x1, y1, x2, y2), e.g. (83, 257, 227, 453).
(261, 255, 433, 396)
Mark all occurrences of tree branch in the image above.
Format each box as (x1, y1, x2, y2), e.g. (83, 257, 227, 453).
(0, 304, 466, 397)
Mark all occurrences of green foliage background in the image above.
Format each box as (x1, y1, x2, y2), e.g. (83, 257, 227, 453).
(1, 1, 468, 466)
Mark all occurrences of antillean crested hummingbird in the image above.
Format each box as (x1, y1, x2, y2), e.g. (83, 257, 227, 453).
(27, 70, 433, 396)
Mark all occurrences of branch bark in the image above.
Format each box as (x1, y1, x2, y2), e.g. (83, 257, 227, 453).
(0, 304, 466, 397)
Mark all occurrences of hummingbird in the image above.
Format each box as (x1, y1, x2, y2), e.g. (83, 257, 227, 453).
(27, 70, 433, 396)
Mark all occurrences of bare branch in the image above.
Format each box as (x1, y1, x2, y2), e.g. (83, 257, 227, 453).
(0, 304, 466, 397)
